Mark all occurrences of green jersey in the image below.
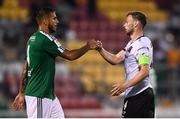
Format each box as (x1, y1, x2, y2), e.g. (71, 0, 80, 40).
(25, 31, 65, 100)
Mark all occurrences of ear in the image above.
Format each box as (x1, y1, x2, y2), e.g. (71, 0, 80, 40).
(134, 20, 139, 27)
(42, 18, 48, 26)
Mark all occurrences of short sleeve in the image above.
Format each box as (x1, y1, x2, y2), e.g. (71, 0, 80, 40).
(135, 46, 149, 60)
(134, 40, 151, 65)
(43, 38, 66, 57)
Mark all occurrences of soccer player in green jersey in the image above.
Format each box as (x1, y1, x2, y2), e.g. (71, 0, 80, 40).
(12, 7, 98, 118)
(96, 11, 155, 117)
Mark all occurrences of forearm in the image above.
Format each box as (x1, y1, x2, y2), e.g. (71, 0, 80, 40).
(65, 44, 89, 61)
(99, 48, 122, 65)
(125, 66, 149, 88)
(19, 61, 28, 94)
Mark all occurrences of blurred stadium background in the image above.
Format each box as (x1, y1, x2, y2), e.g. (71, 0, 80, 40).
(0, 0, 180, 118)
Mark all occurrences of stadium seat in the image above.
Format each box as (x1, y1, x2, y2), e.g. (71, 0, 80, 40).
(97, 0, 168, 22)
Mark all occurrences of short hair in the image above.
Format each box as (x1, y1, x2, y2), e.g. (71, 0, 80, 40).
(36, 7, 55, 23)
(127, 11, 147, 28)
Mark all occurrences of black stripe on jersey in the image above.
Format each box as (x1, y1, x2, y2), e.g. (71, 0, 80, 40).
(37, 98, 43, 118)
(136, 35, 144, 41)
(130, 35, 144, 45)
(37, 98, 39, 118)
(137, 47, 149, 51)
(40, 98, 42, 118)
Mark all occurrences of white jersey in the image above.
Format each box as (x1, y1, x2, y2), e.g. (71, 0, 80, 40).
(124, 36, 153, 98)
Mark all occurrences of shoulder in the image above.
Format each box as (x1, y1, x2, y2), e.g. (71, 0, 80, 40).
(27, 32, 52, 46)
(37, 31, 52, 41)
(137, 36, 151, 47)
(28, 31, 48, 42)
(131, 36, 152, 53)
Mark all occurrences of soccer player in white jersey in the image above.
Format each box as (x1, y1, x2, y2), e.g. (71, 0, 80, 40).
(12, 7, 98, 118)
(97, 11, 155, 117)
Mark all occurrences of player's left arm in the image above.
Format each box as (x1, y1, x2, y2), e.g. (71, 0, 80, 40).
(125, 63, 150, 88)
(111, 55, 150, 96)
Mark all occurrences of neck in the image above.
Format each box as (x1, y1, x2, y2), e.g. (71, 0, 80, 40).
(130, 29, 144, 41)
(39, 25, 50, 34)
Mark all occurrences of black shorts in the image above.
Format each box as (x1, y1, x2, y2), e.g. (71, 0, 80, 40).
(122, 87, 155, 118)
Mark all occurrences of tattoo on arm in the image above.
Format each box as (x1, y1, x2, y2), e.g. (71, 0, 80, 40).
(19, 61, 28, 94)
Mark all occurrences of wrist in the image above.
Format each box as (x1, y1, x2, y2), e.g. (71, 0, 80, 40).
(124, 81, 130, 89)
(19, 91, 25, 96)
(97, 47, 102, 52)
(98, 47, 104, 53)
(85, 43, 90, 50)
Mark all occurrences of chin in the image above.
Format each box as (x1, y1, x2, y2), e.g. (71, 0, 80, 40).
(49, 29, 56, 34)
(126, 30, 133, 36)
(126, 32, 131, 36)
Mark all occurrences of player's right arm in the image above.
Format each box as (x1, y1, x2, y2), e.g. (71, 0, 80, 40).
(60, 40, 98, 61)
(97, 41, 125, 65)
(44, 36, 98, 60)
(19, 60, 28, 94)
(12, 60, 28, 111)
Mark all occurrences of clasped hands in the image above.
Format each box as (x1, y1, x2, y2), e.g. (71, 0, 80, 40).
(86, 40, 102, 50)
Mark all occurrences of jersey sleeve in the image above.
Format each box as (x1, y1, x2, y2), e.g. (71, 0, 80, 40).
(43, 38, 66, 57)
(134, 42, 150, 65)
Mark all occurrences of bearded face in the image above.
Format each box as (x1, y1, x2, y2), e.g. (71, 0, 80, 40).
(123, 15, 135, 36)
(47, 12, 59, 33)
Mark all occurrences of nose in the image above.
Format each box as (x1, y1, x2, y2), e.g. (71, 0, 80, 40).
(57, 19, 59, 24)
(123, 23, 126, 28)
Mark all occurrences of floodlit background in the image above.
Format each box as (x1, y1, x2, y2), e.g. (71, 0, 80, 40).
(0, 0, 180, 117)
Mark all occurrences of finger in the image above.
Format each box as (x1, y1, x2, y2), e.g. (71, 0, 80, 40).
(12, 101, 17, 109)
(16, 102, 23, 111)
(97, 41, 102, 45)
(111, 91, 116, 96)
(12, 100, 22, 111)
(13, 105, 19, 111)
(18, 104, 23, 110)
(111, 86, 121, 95)
(111, 88, 118, 96)
(110, 86, 118, 93)
(111, 90, 119, 96)
(97, 42, 101, 46)
(15, 105, 19, 111)
(13, 97, 19, 105)
(112, 84, 117, 88)
(111, 92, 119, 96)
(111, 89, 121, 96)
(16, 105, 21, 111)
(13, 103, 20, 111)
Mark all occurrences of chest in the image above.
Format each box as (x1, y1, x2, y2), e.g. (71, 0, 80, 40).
(125, 44, 137, 61)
